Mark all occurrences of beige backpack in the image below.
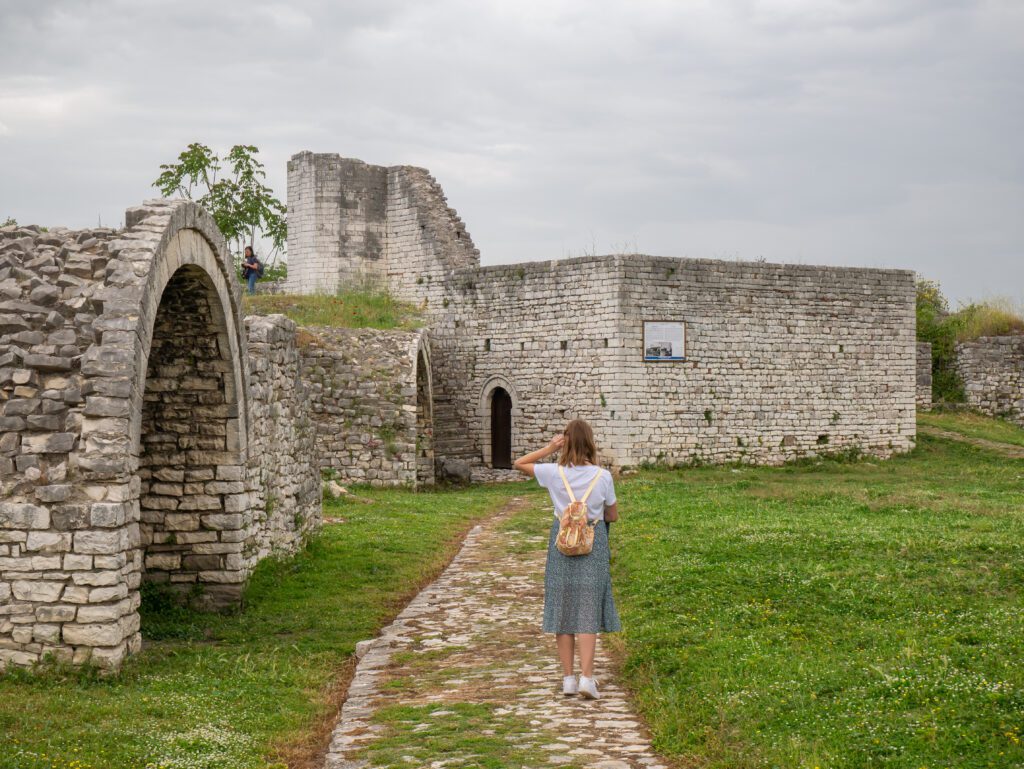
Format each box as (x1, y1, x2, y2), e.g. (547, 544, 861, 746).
(555, 466, 602, 556)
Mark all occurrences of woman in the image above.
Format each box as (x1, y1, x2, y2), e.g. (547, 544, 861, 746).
(513, 419, 621, 699)
(241, 246, 260, 295)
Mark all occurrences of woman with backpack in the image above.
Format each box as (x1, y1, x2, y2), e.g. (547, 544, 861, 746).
(241, 246, 261, 295)
(513, 419, 621, 700)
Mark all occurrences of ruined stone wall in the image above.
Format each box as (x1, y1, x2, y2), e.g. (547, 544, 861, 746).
(285, 153, 918, 470)
(917, 342, 933, 410)
(429, 255, 916, 469)
(384, 165, 480, 307)
(245, 315, 321, 556)
(956, 335, 1024, 426)
(286, 153, 389, 294)
(297, 326, 433, 487)
(0, 201, 321, 671)
(286, 153, 478, 300)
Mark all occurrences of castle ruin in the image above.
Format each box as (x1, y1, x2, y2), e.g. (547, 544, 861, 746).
(287, 151, 918, 471)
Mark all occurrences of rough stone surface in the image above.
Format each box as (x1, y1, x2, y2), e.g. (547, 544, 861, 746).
(295, 326, 434, 487)
(956, 335, 1024, 426)
(323, 497, 667, 769)
(916, 341, 933, 410)
(0, 202, 321, 669)
(287, 152, 918, 471)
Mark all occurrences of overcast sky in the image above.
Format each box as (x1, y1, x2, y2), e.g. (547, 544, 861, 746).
(1, 0, 1021, 305)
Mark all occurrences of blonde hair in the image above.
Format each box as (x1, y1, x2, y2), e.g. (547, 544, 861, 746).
(559, 419, 598, 466)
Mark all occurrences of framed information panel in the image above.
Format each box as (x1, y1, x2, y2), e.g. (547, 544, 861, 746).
(643, 320, 686, 361)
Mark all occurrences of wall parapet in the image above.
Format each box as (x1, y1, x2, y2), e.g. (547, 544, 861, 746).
(956, 335, 1024, 425)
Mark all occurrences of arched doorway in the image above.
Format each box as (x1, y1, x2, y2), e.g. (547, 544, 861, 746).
(415, 346, 435, 485)
(490, 387, 512, 468)
(138, 263, 248, 612)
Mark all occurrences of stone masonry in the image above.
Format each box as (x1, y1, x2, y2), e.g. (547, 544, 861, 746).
(956, 335, 1024, 426)
(294, 326, 434, 487)
(916, 341, 932, 410)
(0, 200, 320, 671)
(287, 152, 918, 471)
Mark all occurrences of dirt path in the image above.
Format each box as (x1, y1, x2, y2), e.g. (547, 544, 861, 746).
(918, 425, 1024, 458)
(323, 495, 667, 769)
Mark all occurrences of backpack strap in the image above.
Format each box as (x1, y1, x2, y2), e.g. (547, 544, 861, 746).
(558, 465, 603, 504)
(580, 469, 603, 504)
(557, 465, 576, 503)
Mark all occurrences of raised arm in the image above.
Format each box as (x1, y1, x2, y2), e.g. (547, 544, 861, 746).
(513, 435, 565, 477)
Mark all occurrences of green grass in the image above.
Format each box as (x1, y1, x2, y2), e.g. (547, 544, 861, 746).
(0, 483, 518, 769)
(5, 422, 1023, 769)
(919, 409, 1024, 448)
(613, 433, 1024, 768)
(242, 290, 423, 330)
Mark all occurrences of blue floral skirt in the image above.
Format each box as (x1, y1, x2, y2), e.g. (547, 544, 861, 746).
(542, 517, 621, 634)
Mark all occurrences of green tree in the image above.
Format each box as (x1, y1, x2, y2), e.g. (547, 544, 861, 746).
(1, 216, 16, 227)
(916, 278, 964, 402)
(153, 143, 286, 270)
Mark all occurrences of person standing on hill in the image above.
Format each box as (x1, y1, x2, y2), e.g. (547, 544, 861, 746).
(513, 419, 621, 700)
(241, 246, 261, 295)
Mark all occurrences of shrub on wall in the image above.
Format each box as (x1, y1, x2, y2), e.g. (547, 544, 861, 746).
(916, 279, 964, 403)
(916, 280, 1024, 403)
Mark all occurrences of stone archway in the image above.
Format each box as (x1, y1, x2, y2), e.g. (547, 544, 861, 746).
(0, 198, 320, 671)
(74, 201, 250, 666)
(137, 264, 249, 611)
(479, 376, 518, 469)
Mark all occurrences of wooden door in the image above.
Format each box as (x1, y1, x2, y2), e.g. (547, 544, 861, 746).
(490, 388, 512, 468)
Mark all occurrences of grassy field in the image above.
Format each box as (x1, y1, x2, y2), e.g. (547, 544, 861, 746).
(919, 409, 1024, 448)
(243, 290, 423, 330)
(2, 421, 1022, 769)
(0, 484, 516, 769)
(614, 433, 1024, 768)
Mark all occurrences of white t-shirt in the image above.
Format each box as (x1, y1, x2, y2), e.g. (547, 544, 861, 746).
(535, 462, 616, 522)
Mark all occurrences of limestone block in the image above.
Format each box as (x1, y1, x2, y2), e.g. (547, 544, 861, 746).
(62, 622, 125, 647)
(88, 584, 129, 603)
(73, 529, 124, 555)
(0, 502, 49, 529)
(35, 604, 76, 622)
(25, 531, 72, 553)
(12, 580, 64, 602)
(76, 599, 131, 623)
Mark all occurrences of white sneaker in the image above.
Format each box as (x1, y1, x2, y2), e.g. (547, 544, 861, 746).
(578, 676, 600, 699)
(562, 675, 579, 696)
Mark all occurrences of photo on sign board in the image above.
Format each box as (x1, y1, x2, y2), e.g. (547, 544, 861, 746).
(643, 320, 686, 361)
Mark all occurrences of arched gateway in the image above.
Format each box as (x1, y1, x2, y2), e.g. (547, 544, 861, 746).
(0, 200, 319, 670)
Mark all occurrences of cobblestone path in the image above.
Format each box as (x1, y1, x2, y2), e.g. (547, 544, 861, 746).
(324, 496, 668, 769)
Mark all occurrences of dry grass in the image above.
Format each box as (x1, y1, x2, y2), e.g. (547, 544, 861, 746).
(954, 297, 1024, 342)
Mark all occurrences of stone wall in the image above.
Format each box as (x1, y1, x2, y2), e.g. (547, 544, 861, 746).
(286, 152, 478, 298)
(916, 342, 933, 410)
(245, 315, 321, 557)
(286, 153, 918, 471)
(956, 336, 1024, 426)
(429, 255, 916, 469)
(296, 326, 433, 487)
(0, 201, 321, 671)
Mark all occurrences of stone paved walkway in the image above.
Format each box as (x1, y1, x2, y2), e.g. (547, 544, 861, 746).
(918, 424, 1024, 458)
(323, 496, 667, 769)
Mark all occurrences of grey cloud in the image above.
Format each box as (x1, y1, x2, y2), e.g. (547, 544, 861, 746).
(0, 0, 1021, 305)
